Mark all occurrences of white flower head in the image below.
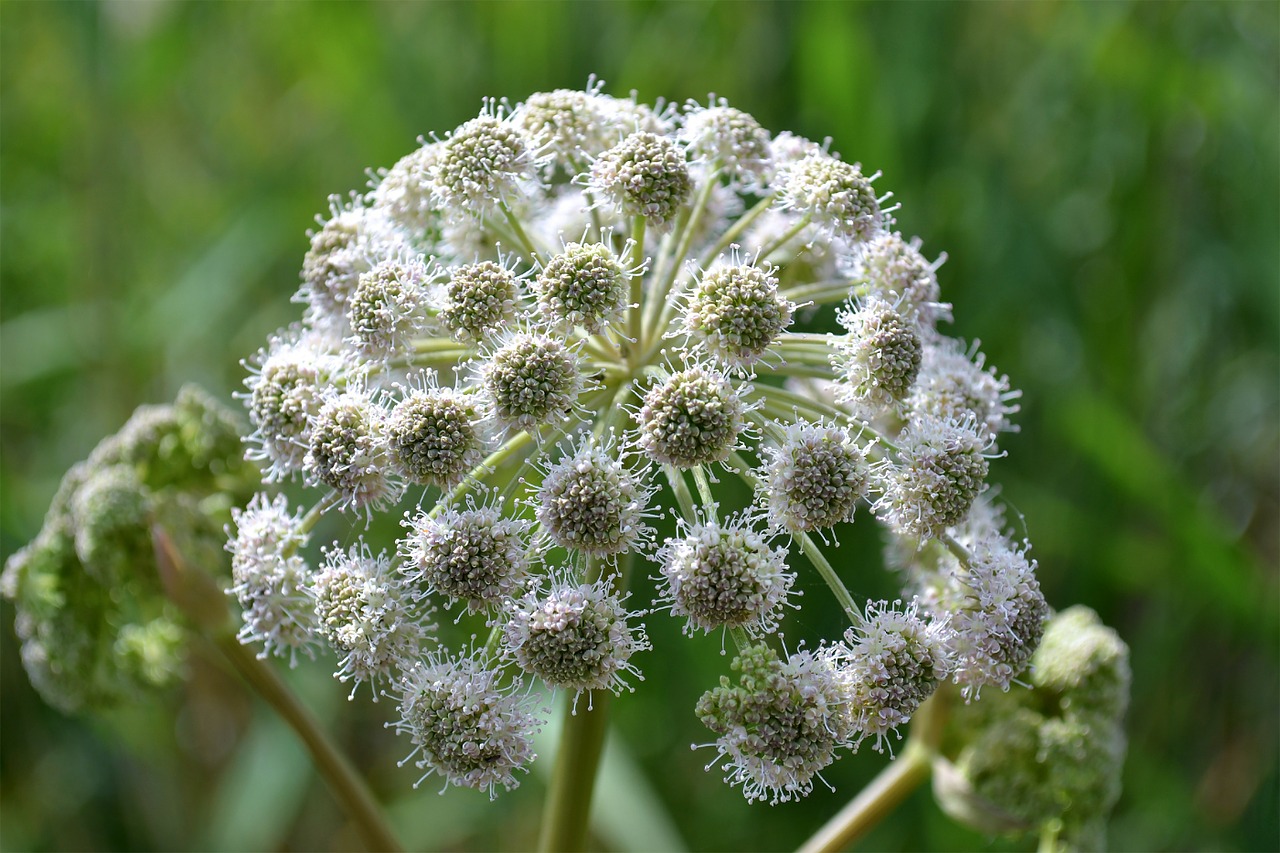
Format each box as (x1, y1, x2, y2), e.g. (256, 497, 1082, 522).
(388, 647, 542, 797)
(477, 327, 587, 438)
(760, 419, 868, 535)
(240, 327, 343, 482)
(832, 296, 924, 416)
(304, 380, 402, 517)
(532, 430, 656, 560)
(399, 491, 532, 612)
(226, 493, 318, 665)
(778, 153, 891, 243)
(312, 541, 433, 698)
(588, 131, 692, 230)
(384, 370, 490, 489)
(345, 252, 437, 363)
(679, 96, 772, 190)
(431, 99, 539, 219)
(656, 512, 795, 637)
(503, 569, 649, 706)
(369, 141, 444, 235)
(679, 248, 793, 370)
(696, 643, 852, 804)
(873, 413, 994, 541)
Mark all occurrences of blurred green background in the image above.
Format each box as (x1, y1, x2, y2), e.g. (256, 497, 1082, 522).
(2, 1, 1276, 850)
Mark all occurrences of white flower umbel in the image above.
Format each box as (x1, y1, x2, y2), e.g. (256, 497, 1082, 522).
(533, 432, 655, 560)
(503, 571, 649, 705)
(229, 81, 1069, 816)
(399, 493, 532, 612)
(697, 643, 852, 804)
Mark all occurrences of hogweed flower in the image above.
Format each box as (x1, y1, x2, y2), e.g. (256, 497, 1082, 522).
(208, 78, 1123, 837)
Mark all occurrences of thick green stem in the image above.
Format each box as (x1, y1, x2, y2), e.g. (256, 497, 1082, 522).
(625, 216, 647, 365)
(499, 200, 543, 265)
(537, 684, 613, 852)
(796, 740, 931, 853)
(214, 634, 403, 852)
(796, 691, 949, 853)
(796, 530, 863, 626)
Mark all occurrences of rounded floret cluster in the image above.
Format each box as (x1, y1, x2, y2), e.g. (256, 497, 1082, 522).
(833, 297, 924, 413)
(828, 599, 953, 750)
(680, 100, 772, 188)
(440, 260, 521, 343)
(682, 257, 792, 368)
(875, 414, 991, 540)
(779, 154, 886, 242)
(346, 255, 434, 361)
(697, 644, 852, 804)
(658, 515, 793, 637)
(226, 493, 318, 664)
(589, 131, 692, 229)
(311, 542, 430, 696)
(305, 384, 400, 514)
(400, 497, 531, 611)
(760, 420, 867, 533)
(385, 374, 487, 488)
(535, 434, 653, 559)
(535, 241, 629, 333)
(480, 331, 584, 436)
(431, 105, 535, 215)
(638, 365, 747, 467)
(503, 574, 648, 699)
(390, 650, 542, 797)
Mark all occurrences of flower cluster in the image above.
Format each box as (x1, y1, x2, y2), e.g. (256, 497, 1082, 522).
(219, 79, 1109, 817)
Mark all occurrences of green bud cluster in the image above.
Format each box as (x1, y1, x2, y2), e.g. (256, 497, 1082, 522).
(937, 606, 1130, 848)
(2, 386, 257, 712)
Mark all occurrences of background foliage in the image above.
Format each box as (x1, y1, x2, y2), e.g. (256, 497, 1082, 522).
(2, 1, 1276, 850)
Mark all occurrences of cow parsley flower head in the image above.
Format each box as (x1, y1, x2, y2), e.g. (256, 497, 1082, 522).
(829, 599, 954, 751)
(588, 131, 692, 229)
(760, 420, 868, 534)
(384, 371, 488, 489)
(534, 431, 655, 559)
(680, 251, 793, 369)
(697, 644, 851, 804)
(226, 493, 318, 664)
(389, 648, 542, 797)
(431, 100, 536, 217)
(399, 493, 532, 613)
(638, 364, 749, 468)
(657, 514, 794, 637)
(211, 80, 1078, 814)
(832, 296, 924, 414)
(503, 571, 649, 704)
(440, 256, 524, 344)
(479, 329, 586, 437)
(680, 97, 772, 189)
(304, 381, 401, 516)
(312, 542, 432, 698)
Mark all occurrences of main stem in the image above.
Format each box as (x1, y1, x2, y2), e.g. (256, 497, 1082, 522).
(214, 634, 403, 852)
(797, 692, 949, 852)
(536, 691, 613, 852)
(796, 741, 931, 853)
